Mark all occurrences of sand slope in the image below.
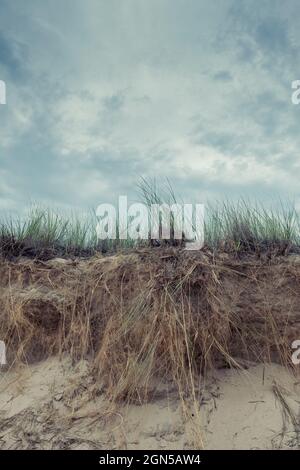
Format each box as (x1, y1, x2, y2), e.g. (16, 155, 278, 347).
(0, 358, 299, 450)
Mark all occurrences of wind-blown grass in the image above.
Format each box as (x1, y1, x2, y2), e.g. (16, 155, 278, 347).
(0, 181, 300, 259)
(205, 199, 300, 253)
(0, 205, 139, 259)
(0, 207, 96, 258)
(138, 178, 300, 253)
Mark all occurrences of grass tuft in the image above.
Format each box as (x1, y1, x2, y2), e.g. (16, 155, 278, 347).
(0, 181, 300, 259)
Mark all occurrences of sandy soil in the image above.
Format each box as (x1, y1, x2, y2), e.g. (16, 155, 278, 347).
(0, 358, 299, 450)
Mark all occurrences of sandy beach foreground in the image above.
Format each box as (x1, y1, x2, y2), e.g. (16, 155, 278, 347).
(1, 358, 299, 450)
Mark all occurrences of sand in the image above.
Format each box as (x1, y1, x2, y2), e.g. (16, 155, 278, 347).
(0, 358, 299, 450)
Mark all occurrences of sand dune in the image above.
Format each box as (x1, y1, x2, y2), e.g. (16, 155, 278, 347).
(1, 358, 299, 450)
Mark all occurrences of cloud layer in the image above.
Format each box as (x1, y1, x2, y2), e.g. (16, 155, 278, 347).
(1, 0, 300, 211)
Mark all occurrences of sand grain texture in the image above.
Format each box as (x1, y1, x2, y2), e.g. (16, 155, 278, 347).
(0, 359, 299, 450)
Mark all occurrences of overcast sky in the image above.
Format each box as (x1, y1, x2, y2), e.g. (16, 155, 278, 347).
(1, 0, 300, 213)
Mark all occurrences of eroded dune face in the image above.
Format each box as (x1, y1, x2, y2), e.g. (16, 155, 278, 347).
(1, 250, 300, 369)
(0, 250, 299, 449)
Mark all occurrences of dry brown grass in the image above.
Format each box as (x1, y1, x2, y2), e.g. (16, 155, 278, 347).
(1, 248, 299, 408)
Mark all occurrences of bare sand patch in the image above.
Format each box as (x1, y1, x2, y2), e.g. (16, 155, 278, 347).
(1, 358, 299, 450)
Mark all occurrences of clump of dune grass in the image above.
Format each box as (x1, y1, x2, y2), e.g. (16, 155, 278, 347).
(205, 199, 300, 254)
(1, 180, 300, 259)
(138, 178, 300, 254)
(0, 207, 94, 259)
(0, 206, 140, 260)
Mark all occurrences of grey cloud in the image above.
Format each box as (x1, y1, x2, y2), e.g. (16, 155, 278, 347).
(1, 0, 300, 212)
(103, 92, 125, 112)
(213, 70, 232, 81)
(255, 18, 290, 53)
(0, 30, 28, 80)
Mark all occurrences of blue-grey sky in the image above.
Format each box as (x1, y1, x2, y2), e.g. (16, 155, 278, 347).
(1, 0, 300, 212)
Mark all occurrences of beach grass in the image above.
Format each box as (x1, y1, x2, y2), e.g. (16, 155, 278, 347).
(0, 180, 299, 259)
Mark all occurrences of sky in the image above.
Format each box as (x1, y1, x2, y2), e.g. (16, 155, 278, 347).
(1, 0, 300, 213)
